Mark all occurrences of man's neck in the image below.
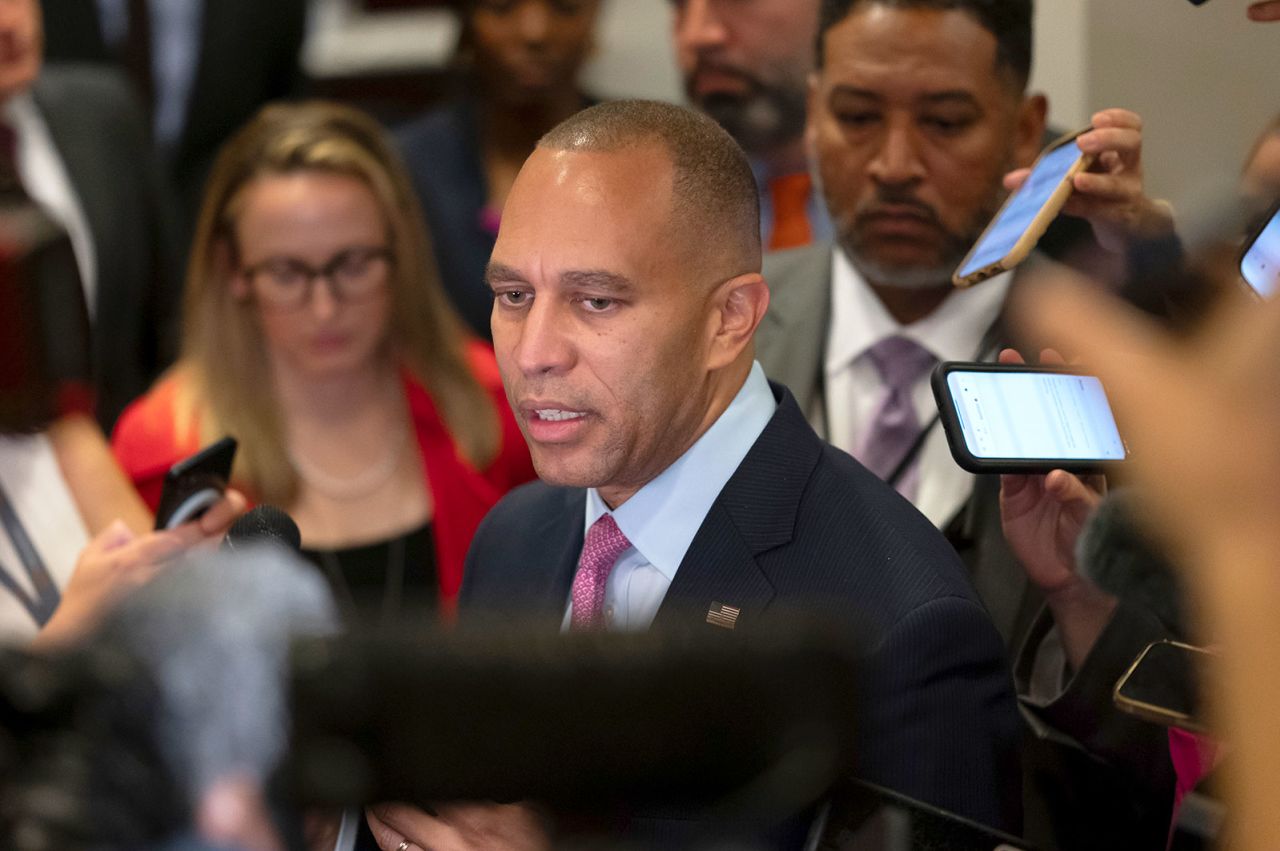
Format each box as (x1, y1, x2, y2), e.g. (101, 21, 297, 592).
(867, 282, 954, 326)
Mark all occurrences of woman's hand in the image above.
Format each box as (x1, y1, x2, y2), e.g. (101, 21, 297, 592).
(32, 490, 247, 649)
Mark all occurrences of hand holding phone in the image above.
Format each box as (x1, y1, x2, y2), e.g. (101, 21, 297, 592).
(932, 362, 1129, 474)
(953, 128, 1095, 287)
(153, 437, 238, 530)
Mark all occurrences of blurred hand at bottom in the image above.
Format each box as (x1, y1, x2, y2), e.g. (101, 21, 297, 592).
(367, 802, 551, 851)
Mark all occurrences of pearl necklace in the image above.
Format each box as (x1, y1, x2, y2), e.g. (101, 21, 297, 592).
(289, 425, 409, 502)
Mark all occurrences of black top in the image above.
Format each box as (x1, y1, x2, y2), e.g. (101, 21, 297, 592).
(301, 522, 436, 625)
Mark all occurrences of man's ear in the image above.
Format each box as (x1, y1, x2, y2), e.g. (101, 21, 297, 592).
(707, 272, 769, 371)
(1014, 92, 1049, 168)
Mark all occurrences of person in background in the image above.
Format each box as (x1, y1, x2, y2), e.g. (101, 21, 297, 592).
(397, 0, 601, 342)
(754, 1, 1175, 847)
(1014, 251, 1280, 851)
(0, 0, 179, 429)
(670, 0, 831, 251)
(38, 0, 310, 249)
(112, 102, 535, 623)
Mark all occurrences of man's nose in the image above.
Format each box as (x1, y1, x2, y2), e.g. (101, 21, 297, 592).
(674, 0, 728, 54)
(515, 0, 552, 45)
(868, 120, 927, 188)
(512, 298, 575, 377)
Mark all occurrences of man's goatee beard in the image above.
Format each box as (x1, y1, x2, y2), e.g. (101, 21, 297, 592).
(841, 243, 965, 291)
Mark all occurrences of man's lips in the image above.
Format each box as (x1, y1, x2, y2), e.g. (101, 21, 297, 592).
(857, 205, 940, 237)
(519, 403, 592, 443)
(690, 63, 754, 97)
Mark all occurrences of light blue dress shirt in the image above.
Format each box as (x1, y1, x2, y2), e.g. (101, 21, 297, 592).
(565, 361, 778, 631)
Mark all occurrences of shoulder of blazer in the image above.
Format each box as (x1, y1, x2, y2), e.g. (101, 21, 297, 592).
(757, 244, 834, 418)
(32, 63, 141, 125)
(707, 384, 825, 555)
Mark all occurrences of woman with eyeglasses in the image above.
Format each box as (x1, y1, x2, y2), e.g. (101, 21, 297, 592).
(111, 101, 535, 621)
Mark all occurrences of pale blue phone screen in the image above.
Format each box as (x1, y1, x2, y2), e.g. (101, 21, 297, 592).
(1242, 208, 1280, 298)
(947, 371, 1126, 461)
(956, 141, 1083, 279)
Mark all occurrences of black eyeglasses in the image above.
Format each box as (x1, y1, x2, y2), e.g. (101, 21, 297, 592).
(240, 246, 393, 309)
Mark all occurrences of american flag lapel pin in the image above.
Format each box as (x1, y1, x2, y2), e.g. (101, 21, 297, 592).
(705, 601, 741, 630)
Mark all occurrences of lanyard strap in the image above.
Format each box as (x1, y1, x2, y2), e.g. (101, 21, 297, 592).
(0, 481, 61, 626)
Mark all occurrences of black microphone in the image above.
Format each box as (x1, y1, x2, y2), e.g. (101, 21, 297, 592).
(222, 504, 302, 554)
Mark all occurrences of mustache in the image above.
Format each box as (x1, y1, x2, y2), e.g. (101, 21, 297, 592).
(853, 191, 943, 227)
(687, 58, 762, 92)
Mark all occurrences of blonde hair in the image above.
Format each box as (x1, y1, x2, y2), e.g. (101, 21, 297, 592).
(176, 100, 499, 505)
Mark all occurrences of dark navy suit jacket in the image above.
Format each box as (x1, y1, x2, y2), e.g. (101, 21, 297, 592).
(460, 384, 1022, 834)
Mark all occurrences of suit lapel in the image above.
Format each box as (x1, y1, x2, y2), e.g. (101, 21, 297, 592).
(527, 488, 586, 619)
(651, 388, 822, 633)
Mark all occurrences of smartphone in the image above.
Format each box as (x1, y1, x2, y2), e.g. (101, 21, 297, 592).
(1240, 201, 1280, 298)
(153, 436, 237, 530)
(931, 362, 1128, 474)
(952, 128, 1096, 287)
(1114, 639, 1211, 733)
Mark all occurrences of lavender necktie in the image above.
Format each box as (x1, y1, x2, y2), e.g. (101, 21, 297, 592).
(854, 335, 937, 500)
(570, 513, 632, 630)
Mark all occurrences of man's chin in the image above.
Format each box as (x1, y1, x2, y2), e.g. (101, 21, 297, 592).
(845, 250, 961, 291)
(529, 454, 610, 491)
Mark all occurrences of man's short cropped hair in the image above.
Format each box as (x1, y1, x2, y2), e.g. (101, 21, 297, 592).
(816, 0, 1033, 90)
(538, 99, 762, 274)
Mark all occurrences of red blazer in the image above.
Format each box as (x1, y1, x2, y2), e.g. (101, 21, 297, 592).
(111, 342, 535, 608)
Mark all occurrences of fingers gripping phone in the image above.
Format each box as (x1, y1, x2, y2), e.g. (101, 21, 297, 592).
(1114, 639, 1211, 733)
(953, 128, 1096, 287)
(153, 437, 237, 530)
(931, 362, 1129, 474)
(1240, 201, 1280, 298)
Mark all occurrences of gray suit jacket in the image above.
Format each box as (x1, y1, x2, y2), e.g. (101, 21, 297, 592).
(756, 243, 1041, 650)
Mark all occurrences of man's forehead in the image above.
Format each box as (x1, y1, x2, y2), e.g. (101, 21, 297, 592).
(819, 5, 1005, 94)
(498, 145, 679, 258)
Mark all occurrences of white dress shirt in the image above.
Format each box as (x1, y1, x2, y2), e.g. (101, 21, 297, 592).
(562, 361, 778, 631)
(0, 434, 89, 643)
(823, 248, 1012, 527)
(5, 94, 99, 318)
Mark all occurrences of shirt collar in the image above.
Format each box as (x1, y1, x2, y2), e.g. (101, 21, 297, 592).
(826, 246, 1013, 373)
(584, 361, 778, 582)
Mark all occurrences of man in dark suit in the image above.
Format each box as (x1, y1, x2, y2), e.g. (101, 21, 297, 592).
(1, 0, 178, 428)
(364, 99, 1020, 851)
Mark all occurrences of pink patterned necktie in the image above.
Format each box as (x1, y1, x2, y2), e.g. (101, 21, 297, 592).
(853, 335, 937, 501)
(570, 513, 633, 631)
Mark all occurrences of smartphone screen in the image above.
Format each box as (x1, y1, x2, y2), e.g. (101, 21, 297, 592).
(955, 141, 1084, 280)
(945, 369, 1126, 461)
(1241, 205, 1280, 297)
